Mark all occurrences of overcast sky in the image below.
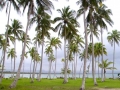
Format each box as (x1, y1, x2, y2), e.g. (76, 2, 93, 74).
(0, 0, 120, 74)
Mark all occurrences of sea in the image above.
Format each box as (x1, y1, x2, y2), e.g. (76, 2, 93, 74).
(3, 73, 119, 79)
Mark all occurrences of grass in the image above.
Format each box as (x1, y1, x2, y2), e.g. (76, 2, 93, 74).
(0, 78, 120, 90)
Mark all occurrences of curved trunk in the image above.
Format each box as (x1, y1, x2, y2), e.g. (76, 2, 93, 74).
(101, 28, 104, 81)
(9, 10, 30, 88)
(0, 2, 11, 83)
(80, 10, 88, 90)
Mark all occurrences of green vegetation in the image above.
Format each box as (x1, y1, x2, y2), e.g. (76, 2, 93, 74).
(0, 78, 120, 90)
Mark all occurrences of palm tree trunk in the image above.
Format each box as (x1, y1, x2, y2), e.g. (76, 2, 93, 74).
(31, 61, 35, 83)
(101, 28, 104, 81)
(49, 61, 52, 79)
(13, 37, 16, 78)
(63, 24, 68, 83)
(22, 60, 24, 78)
(30, 60, 32, 78)
(72, 61, 74, 78)
(75, 53, 78, 79)
(54, 48, 57, 78)
(11, 58, 12, 78)
(38, 37, 44, 81)
(0, 2, 11, 83)
(91, 30, 97, 86)
(9, 11, 30, 88)
(112, 41, 115, 79)
(80, 10, 88, 90)
(98, 56, 100, 78)
(74, 53, 76, 79)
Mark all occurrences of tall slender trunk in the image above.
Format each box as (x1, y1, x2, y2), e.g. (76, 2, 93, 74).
(49, 61, 52, 79)
(13, 36, 16, 78)
(63, 24, 68, 83)
(91, 30, 97, 86)
(54, 48, 57, 78)
(30, 60, 32, 78)
(80, 10, 88, 90)
(31, 61, 35, 83)
(112, 41, 115, 79)
(38, 37, 44, 81)
(74, 53, 76, 79)
(22, 42, 24, 78)
(11, 58, 12, 77)
(75, 53, 78, 79)
(88, 56, 92, 77)
(9, 11, 30, 88)
(98, 56, 100, 78)
(101, 28, 104, 81)
(0, 2, 11, 83)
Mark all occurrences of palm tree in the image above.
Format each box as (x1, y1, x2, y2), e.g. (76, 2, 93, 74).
(54, 6, 78, 83)
(96, 3, 113, 81)
(0, 0, 20, 83)
(94, 42, 107, 78)
(99, 59, 116, 81)
(107, 30, 120, 79)
(7, 48, 16, 78)
(46, 37, 61, 78)
(7, 19, 23, 77)
(76, 0, 102, 89)
(10, 0, 54, 88)
(48, 53, 55, 79)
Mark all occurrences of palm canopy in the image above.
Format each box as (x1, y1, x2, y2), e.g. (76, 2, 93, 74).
(54, 6, 79, 37)
(7, 19, 23, 40)
(0, 0, 20, 13)
(46, 37, 61, 49)
(18, 0, 54, 16)
(96, 4, 113, 30)
(30, 6, 52, 29)
(94, 42, 107, 57)
(7, 48, 17, 59)
(107, 30, 120, 46)
(99, 59, 116, 70)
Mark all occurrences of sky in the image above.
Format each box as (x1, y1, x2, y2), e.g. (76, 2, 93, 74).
(0, 0, 120, 74)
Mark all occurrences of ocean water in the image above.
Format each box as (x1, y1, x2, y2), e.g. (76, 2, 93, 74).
(3, 73, 119, 79)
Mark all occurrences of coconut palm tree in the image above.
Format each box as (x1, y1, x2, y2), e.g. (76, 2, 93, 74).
(10, 0, 54, 88)
(94, 42, 107, 78)
(76, 0, 103, 89)
(7, 48, 16, 78)
(46, 37, 61, 78)
(107, 30, 120, 79)
(96, 3, 113, 81)
(99, 59, 116, 81)
(7, 19, 23, 77)
(48, 53, 55, 79)
(54, 6, 78, 83)
(0, 1, 20, 83)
